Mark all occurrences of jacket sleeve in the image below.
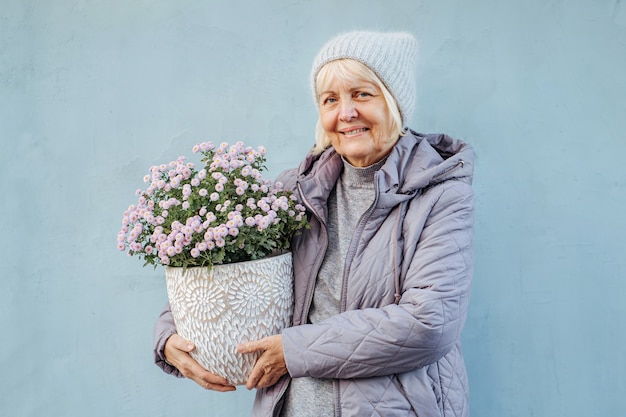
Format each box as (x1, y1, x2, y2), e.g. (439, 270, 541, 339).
(153, 303, 184, 378)
(282, 181, 474, 379)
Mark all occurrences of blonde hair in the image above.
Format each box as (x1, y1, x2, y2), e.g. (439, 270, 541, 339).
(313, 59, 404, 155)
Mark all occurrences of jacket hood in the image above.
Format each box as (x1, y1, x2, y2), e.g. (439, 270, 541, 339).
(382, 130, 474, 194)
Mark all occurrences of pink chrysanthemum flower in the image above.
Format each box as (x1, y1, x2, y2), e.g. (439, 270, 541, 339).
(117, 140, 308, 268)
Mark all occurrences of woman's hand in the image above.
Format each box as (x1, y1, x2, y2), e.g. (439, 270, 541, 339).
(164, 334, 236, 392)
(238, 335, 288, 390)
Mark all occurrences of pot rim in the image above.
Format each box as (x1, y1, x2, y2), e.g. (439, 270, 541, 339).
(163, 250, 292, 272)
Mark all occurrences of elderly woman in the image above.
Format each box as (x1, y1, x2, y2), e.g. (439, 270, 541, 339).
(154, 31, 475, 417)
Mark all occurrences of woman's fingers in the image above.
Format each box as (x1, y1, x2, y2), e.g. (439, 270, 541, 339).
(238, 335, 288, 390)
(165, 334, 236, 392)
(194, 370, 237, 392)
(167, 334, 195, 352)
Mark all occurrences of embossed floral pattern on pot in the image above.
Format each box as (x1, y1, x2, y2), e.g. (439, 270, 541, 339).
(165, 252, 293, 385)
(185, 277, 227, 322)
(228, 272, 273, 316)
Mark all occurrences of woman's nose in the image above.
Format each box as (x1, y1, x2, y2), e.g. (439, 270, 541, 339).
(339, 101, 358, 122)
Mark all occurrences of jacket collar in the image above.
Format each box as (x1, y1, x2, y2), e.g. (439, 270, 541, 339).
(296, 130, 474, 216)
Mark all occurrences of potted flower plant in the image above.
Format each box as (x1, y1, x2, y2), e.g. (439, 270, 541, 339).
(117, 141, 308, 385)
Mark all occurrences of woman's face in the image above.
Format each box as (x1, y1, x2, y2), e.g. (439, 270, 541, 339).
(318, 75, 395, 167)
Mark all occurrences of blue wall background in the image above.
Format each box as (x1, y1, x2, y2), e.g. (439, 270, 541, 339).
(2, 1, 625, 416)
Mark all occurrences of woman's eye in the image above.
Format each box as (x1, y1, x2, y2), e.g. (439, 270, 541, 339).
(357, 92, 372, 98)
(324, 97, 337, 104)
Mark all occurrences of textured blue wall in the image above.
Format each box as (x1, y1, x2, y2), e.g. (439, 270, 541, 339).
(2, 1, 625, 416)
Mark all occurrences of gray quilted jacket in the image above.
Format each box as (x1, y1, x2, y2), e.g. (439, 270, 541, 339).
(153, 131, 474, 417)
(251, 131, 475, 417)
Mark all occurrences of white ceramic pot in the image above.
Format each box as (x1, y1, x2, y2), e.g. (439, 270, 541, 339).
(164, 252, 293, 385)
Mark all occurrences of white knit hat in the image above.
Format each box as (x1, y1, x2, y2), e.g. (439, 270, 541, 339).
(311, 31, 418, 125)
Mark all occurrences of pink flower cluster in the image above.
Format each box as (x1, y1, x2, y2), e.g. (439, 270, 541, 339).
(117, 141, 308, 268)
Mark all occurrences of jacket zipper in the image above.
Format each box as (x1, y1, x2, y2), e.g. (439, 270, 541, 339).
(296, 182, 329, 322)
(429, 159, 464, 184)
(393, 205, 404, 304)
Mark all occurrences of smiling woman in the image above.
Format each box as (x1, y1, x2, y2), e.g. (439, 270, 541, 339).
(153, 30, 476, 417)
(315, 59, 403, 167)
